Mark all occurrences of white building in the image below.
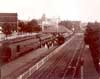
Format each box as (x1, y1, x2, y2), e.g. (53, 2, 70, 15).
(39, 14, 60, 32)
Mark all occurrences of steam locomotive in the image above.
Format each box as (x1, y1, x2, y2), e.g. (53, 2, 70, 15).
(0, 33, 66, 62)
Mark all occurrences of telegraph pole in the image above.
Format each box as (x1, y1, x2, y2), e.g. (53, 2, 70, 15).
(41, 14, 46, 32)
(80, 57, 84, 79)
(56, 17, 60, 33)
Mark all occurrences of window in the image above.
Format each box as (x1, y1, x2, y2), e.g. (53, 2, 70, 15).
(16, 45, 20, 52)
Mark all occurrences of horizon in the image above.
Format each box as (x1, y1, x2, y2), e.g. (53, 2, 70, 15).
(0, 0, 100, 22)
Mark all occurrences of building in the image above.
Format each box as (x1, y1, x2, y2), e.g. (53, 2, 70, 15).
(0, 13, 18, 33)
(38, 14, 61, 32)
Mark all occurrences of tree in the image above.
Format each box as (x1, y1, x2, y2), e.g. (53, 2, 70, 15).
(18, 20, 25, 32)
(2, 23, 12, 36)
(84, 22, 100, 73)
(27, 19, 41, 32)
(18, 19, 41, 33)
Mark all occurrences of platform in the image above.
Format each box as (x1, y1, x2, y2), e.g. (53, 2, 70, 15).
(83, 46, 99, 79)
(1, 46, 57, 79)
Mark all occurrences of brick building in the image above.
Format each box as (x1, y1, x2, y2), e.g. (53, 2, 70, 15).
(0, 13, 18, 33)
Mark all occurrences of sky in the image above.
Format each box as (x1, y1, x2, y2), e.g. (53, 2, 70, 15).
(0, 0, 100, 22)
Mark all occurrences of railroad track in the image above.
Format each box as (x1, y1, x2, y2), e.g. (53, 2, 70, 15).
(1, 33, 74, 79)
(27, 36, 75, 79)
(41, 38, 83, 79)
(62, 41, 85, 79)
(28, 35, 84, 79)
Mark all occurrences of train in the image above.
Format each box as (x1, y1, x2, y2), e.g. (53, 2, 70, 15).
(0, 33, 67, 62)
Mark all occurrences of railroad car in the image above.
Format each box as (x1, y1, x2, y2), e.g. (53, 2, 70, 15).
(0, 33, 68, 62)
(0, 33, 55, 62)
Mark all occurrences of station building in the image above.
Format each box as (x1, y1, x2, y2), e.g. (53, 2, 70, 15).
(0, 13, 18, 33)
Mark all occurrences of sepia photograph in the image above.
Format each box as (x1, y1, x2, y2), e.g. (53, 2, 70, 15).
(0, 0, 100, 79)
